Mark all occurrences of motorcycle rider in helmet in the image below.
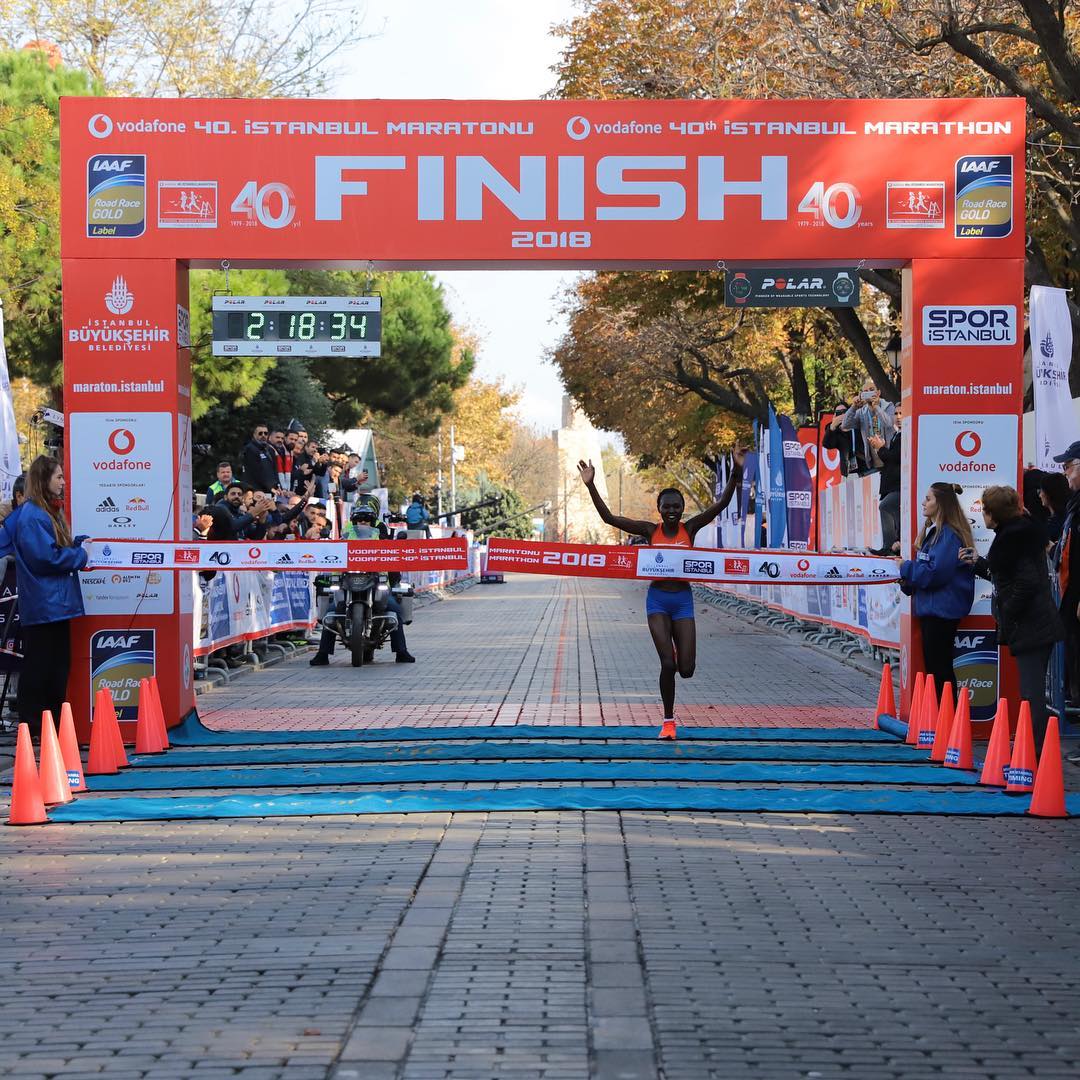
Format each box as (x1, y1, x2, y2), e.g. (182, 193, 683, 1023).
(310, 497, 416, 665)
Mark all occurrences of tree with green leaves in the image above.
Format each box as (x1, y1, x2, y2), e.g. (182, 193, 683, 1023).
(287, 269, 473, 431)
(191, 358, 334, 490)
(0, 48, 95, 386)
(457, 480, 535, 540)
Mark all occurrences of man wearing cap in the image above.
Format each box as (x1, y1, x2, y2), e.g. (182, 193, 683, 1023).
(1052, 441, 1080, 753)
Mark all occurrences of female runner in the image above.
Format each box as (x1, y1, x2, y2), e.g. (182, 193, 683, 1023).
(578, 452, 745, 736)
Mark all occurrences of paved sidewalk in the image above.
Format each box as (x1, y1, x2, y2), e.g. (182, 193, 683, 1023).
(2, 575, 1078, 1080)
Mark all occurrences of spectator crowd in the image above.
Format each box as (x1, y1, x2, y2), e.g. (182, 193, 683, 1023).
(197, 420, 379, 543)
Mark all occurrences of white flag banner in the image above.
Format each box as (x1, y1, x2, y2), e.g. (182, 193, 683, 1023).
(0, 303, 22, 502)
(1030, 285, 1078, 470)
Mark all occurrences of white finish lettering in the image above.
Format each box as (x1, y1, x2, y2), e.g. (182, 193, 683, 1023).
(314, 156, 406, 220)
(456, 156, 546, 220)
(596, 156, 686, 221)
(698, 156, 788, 220)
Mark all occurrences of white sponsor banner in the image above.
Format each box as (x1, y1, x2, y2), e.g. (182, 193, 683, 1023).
(916, 413, 1017, 489)
(634, 546, 898, 585)
(1029, 285, 1078, 470)
(917, 413, 1016, 617)
(89, 539, 348, 571)
(84, 537, 468, 571)
(70, 411, 175, 540)
(80, 568, 175, 615)
(0, 302, 22, 502)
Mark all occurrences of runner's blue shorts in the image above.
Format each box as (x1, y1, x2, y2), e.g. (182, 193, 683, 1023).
(646, 584, 694, 621)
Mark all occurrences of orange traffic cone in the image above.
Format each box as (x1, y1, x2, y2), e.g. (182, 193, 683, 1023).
(57, 703, 87, 793)
(930, 682, 954, 763)
(7, 723, 47, 825)
(86, 689, 118, 776)
(99, 687, 129, 768)
(905, 672, 925, 745)
(979, 699, 1011, 788)
(944, 688, 974, 770)
(149, 676, 170, 750)
(1005, 700, 1037, 794)
(875, 663, 896, 726)
(918, 675, 939, 750)
(38, 711, 72, 806)
(1028, 715, 1068, 818)
(658, 720, 677, 740)
(134, 679, 163, 754)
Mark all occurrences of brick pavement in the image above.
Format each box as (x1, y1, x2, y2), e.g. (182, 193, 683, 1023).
(2, 574, 1078, 1079)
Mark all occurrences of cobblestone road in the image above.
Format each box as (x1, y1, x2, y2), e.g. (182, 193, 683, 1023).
(2, 576, 1078, 1080)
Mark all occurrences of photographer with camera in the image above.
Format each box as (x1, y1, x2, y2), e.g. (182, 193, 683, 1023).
(840, 378, 894, 472)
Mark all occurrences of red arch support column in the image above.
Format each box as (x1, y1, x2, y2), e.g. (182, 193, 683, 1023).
(62, 258, 194, 742)
(901, 257, 1024, 730)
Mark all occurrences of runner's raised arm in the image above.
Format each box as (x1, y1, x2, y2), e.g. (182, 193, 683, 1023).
(577, 460, 654, 539)
(685, 447, 748, 541)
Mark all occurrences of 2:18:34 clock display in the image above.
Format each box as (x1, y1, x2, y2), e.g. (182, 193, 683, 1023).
(211, 295, 382, 357)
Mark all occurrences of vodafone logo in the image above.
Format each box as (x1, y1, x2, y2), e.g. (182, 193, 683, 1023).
(108, 429, 136, 455)
(248, 547, 262, 559)
(955, 431, 981, 457)
(566, 115, 590, 140)
(797, 558, 811, 571)
(88, 113, 113, 138)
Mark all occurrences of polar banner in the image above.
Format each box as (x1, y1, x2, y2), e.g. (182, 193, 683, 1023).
(1029, 285, 1078, 470)
(484, 539, 898, 585)
(85, 537, 469, 571)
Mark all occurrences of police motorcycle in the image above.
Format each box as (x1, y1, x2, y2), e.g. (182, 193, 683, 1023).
(322, 497, 414, 667)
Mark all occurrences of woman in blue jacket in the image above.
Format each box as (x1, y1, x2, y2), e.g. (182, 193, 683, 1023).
(10, 456, 89, 738)
(899, 482, 975, 695)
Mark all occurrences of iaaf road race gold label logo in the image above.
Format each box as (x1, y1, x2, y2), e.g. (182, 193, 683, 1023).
(87, 155, 145, 237)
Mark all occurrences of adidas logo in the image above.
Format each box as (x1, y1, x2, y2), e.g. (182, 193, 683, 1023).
(275, 553, 293, 564)
(824, 566, 842, 579)
(96, 497, 118, 511)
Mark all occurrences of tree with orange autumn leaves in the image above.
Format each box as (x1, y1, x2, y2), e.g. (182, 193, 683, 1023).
(549, 0, 1080, 469)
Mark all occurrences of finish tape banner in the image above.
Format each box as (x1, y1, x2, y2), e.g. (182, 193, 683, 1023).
(85, 537, 468, 572)
(484, 539, 899, 586)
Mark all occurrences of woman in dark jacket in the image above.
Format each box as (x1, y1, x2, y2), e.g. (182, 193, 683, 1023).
(898, 482, 975, 696)
(961, 485, 1063, 754)
(11, 456, 89, 738)
(1037, 470, 1070, 543)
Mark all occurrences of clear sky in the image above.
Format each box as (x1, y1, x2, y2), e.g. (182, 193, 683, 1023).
(337, 0, 583, 433)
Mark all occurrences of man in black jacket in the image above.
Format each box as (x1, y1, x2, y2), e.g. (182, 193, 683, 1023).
(821, 404, 868, 477)
(242, 423, 279, 494)
(1052, 441, 1080, 736)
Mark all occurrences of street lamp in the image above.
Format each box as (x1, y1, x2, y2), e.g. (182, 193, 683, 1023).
(884, 331, 902, 378)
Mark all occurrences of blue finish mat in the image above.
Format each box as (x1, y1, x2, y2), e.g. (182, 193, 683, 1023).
(86, 760, 982, 791)
(172, 714, 894, 746)
(47, 786, 1080, 822)
(126, 741, 931, 768)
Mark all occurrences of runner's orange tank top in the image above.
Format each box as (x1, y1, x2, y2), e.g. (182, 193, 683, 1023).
(650, 523, 693, 547)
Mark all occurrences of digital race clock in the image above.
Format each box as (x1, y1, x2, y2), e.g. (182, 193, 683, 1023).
(211, 295, 382, 357)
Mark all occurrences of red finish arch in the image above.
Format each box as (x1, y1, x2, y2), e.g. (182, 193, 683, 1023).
(59, 96, 1025, 736)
